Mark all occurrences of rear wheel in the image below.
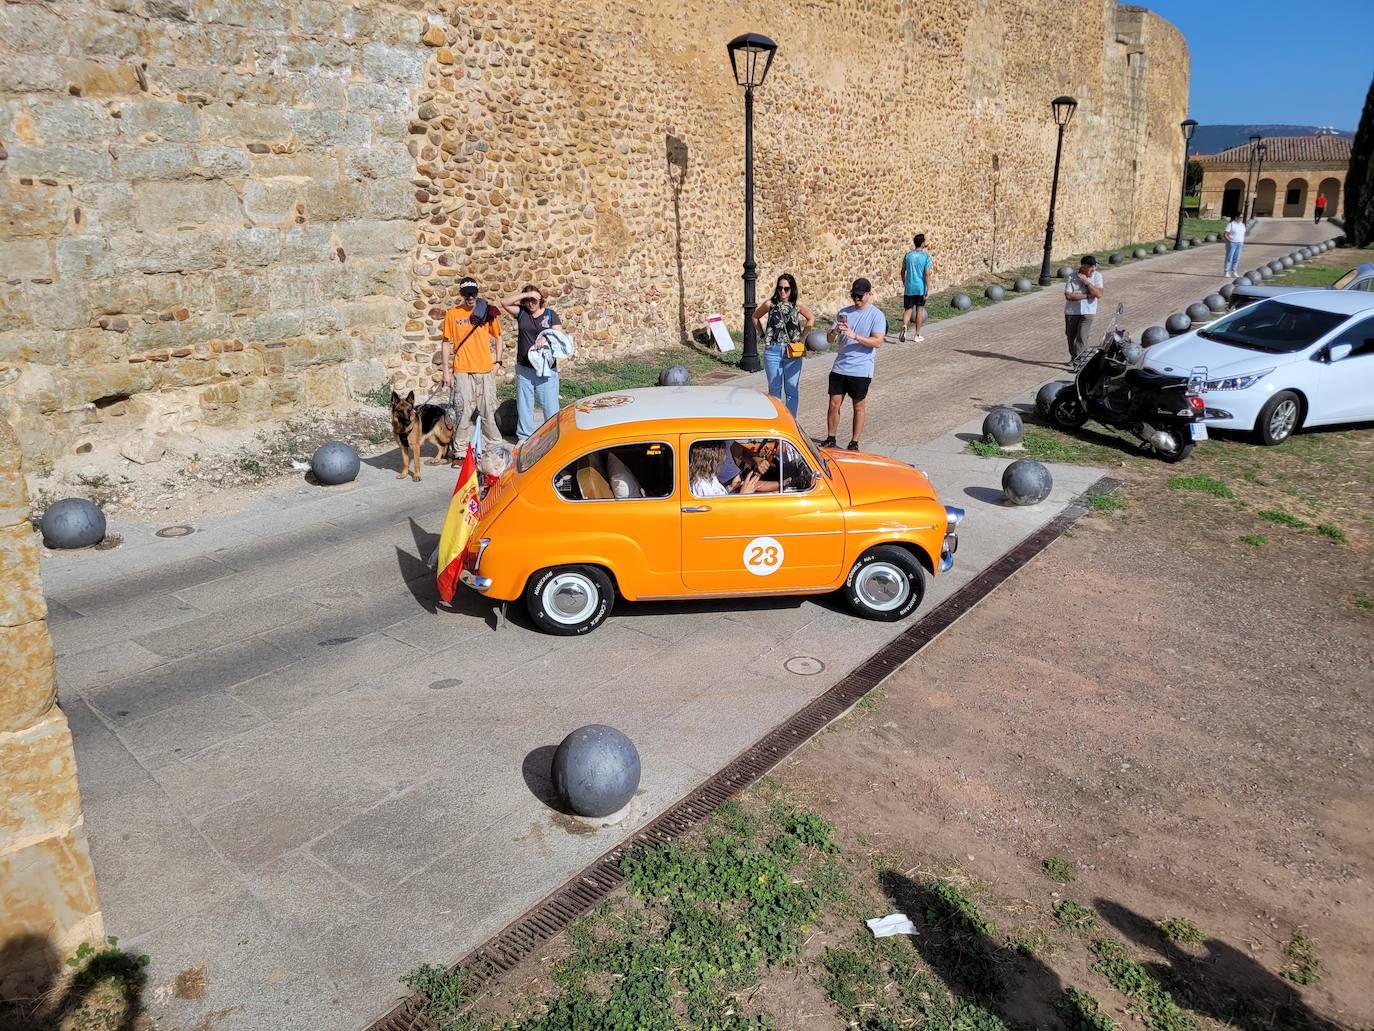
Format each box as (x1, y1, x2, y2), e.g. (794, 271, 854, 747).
(524, 564, 613, 635)
(843, 546, 925, 622)
(1049, 388, 1089, 429)
(1254, 390, 1301, 446)
(1157, 435, 1196, 463)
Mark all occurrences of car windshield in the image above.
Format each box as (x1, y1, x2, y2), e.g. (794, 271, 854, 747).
(1196, 300, 1348, 354)
(516, 413, 559, 473)
(793, 416, 828, 475)
(1332, 268, 1358, 290)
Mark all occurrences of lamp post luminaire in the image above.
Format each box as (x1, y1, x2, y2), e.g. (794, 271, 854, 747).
(1173, 118, 1198, 250)
(1037, 95, 1078, 287)
(1242, 133, 1262, 220)
(727, 32, 777, 374)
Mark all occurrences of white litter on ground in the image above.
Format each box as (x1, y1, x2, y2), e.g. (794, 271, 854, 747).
(866, 913, 919, 938)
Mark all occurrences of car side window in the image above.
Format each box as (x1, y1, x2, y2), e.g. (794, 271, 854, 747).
(554, 442, 673, 501)
(1327, 317, 1374, 359)
(687, 438, 817, 497)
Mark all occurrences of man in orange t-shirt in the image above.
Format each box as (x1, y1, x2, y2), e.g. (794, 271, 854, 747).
(442, 276, 504, 449)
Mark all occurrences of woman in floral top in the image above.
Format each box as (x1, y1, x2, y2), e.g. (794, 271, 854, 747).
(752, 272, 814, 419)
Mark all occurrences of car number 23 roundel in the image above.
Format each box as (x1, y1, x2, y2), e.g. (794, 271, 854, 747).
(743, 536, 784, 576)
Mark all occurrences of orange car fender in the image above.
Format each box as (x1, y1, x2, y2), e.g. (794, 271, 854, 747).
(474, 525, 668, 602)
(841, 501, 945, 575)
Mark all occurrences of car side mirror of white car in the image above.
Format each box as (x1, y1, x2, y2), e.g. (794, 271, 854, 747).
(1327, 343, 1353, 362)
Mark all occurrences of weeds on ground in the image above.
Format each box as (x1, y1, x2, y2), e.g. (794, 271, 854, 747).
(238, 457, 266, 478)
(1088, 489, 1126, 513)
(1089, 937, 1197, 1031)
(1282, 931, 1321, 985)
(1053, 900, 1099, 933)
(1057, 986, 1120, 1031)
(968, 435, 1003, 457)
(366, 427, 391, 446)
(1315, 524, 1345, 543)
(1167, 475, 1233, 498)
(361, 380, 395, 407)
(1007, 934, 1038, 957)
(1354, 592, 1374, 610)
(1238, 534, 1267, 548)
(1041, 857, 1075, 882)
(75, 472, 112, 490)
(1157, 918, 1204, 944)
(0, 936, 156, 1031)
(857, 688, 884, 710)
(1259, 509, 1309, 530)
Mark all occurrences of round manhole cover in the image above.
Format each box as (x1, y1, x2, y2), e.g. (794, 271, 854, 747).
(784, 655, 825, 676)
(156, 525, 195, 538)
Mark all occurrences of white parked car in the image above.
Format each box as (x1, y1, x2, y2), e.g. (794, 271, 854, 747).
(1142, 290, 1374, 445)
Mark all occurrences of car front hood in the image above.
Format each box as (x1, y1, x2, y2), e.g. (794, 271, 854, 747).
(1143, 334, 1301, 378)
(826, 450, 937, 507)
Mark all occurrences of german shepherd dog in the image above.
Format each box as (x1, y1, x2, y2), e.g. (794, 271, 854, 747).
(390, 390, 455, 482)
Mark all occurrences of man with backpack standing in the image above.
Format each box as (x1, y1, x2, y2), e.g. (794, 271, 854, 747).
(899, 233, 933, 343)
(442, 276, 504, 449)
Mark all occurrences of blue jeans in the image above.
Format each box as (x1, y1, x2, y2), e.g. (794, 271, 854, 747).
(764, 344, 802, 418)
(1224, 241, 1242, 273)
(515, 364, 560, 440)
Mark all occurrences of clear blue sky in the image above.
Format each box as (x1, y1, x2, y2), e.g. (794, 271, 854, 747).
(1139, 0, 1371, 130)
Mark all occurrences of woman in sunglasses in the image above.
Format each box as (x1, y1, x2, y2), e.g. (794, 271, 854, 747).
(752, 272, 814, 419)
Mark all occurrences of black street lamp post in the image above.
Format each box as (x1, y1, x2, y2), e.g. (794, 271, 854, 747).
(1253, 142, 1268, 218)
(727, 32, 777, 374)
(1242, 133, 1262, 220)
(1038, 95, 1078, 287)
(1173, 118, 1198, 250)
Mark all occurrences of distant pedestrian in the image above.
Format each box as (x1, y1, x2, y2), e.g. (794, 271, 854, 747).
(1063, 255, 1104, 362)
(753, 272, 814, 419)
(442, 277, 504, 450)
(823, 278, 886, 452)
(499, 284, 563, 441)
(900, 234, 934, 343)
(1223, 214, 1246, 276)
(1314, 194, 1327, 223)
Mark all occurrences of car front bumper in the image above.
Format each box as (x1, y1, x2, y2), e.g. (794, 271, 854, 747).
(941, 506, 964, 573)
(1198, 387, 1268, 432)
(460, 568, 492, 592)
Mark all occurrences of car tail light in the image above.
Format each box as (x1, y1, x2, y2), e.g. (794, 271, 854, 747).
(1188, 395, 1205, 412)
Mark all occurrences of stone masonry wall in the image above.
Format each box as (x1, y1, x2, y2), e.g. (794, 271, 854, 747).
(0, 416, 103, 997)
(1, 0, 1188, 470)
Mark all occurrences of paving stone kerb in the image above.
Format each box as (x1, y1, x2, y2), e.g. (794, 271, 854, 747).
(3, 0, 1187, 475)
(0, 417, 104, 999)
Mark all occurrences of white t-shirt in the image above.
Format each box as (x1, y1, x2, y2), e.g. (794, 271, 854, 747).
(1225, 221, 1246, 243)
(690, 475, 728, 498)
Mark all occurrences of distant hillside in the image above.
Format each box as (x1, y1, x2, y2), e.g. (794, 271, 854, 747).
(1192, 124, 1354, 157)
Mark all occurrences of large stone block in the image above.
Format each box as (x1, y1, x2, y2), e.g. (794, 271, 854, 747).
(0, 419, 28, 525)
(55, 237, 114, 280)
(304, 178, 364, 221)
(0, 822, 103, 998)
(364, 177, 415, 219)
(70, 183, 135, 233)
(200, 102, 293, 143)
(119, 99, 200, 142)
(0, 621, 57, 734)
(72, 11, 143, 57)
(0, 56, 65, 93)
(28, 284, 91, 333)
(267, 267, 320, 308)
(288, 109, 370, 148)
(5, 144, 114, 182)
(0, 708, 82, 840)
(135, 181, 241, 230)
(111, 142, 195, 180)
(226, 227, 281, 266)
(0, 239, 51, 279)
(0, 329, 65, 366)
(361, 41, 426, 84)
(0, 181, 71, 238)
(332, 220, 415, 257)
(0, 4, 67, 54)
(194, 145, 252, 178)
(0, 523, 47, 628)
(242, 179, 300, 224)
(63, 59, 141, 97)
(29, 100, 119, 142)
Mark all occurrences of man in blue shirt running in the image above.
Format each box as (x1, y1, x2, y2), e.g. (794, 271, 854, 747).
(900, 233, 934, 343)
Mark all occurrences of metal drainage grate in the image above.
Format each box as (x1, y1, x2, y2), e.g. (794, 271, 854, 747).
(364, 482, 1112, 1031)
(155, 525, 195, 538)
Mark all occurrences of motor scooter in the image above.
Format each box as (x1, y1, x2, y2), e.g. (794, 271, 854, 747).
(1048, 304, 1208, 463)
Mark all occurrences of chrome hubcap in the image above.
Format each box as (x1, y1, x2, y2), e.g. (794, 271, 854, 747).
(1269, 399, 1298, 440)
(544, 573, 596, 624)
(855, 562, 909, 612)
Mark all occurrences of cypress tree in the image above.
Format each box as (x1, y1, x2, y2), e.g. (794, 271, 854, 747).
(1346, 75, 1374, 245)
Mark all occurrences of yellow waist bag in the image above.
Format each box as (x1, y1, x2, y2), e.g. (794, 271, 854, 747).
(785, 339, 805, 359)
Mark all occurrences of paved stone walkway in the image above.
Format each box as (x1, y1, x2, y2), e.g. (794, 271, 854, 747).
(43, 219, 1336, 1029)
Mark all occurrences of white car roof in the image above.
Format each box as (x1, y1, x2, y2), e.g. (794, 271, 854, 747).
(1258, 290, 1374, 316)
(570, 384, 780, 430)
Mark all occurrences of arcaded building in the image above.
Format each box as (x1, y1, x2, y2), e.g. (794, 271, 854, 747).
(1198, 135, 1351, 220)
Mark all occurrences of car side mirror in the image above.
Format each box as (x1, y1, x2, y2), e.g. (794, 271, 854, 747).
(1327, 343, 1353, 362)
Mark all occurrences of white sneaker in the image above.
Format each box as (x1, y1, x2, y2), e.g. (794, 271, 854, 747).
(913, 334, 925, 343)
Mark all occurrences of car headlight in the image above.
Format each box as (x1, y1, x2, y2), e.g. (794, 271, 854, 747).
(1203, 368, 1273, 391)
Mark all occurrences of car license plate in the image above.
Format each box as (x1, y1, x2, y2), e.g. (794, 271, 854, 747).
(1189, 422, 1208, 441)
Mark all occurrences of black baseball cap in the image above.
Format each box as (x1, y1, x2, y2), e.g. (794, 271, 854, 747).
(459, 277, 478, 296)
(850, 277, 872, 297)
(1079, 255, 1097, 267)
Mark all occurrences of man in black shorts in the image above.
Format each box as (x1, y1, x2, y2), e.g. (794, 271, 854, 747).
(823, 278, 886, 451)
(900, 234, 933, 343)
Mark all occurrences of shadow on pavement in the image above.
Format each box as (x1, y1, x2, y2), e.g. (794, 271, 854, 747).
(0, 933, 143, 1031)
(396, 517, 440, 614)
(962, 486, 1006, 505)
(954, 348, 1069, 373)
(363, 445, 405, 474)
(521, 744, 572, 814)
(1095, 899, 1338, 1031)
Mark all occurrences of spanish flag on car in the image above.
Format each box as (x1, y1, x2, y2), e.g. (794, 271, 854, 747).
(436, 418, 482, 605)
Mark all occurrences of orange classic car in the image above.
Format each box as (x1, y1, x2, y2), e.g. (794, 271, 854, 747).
(460, 385, 963, 635)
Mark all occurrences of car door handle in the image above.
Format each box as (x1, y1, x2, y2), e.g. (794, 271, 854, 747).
(681, 505, 711, 513)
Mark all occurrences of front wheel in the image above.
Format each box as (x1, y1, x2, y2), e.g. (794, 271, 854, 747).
(1254, 390, 1301, 446)
(524, 564, 613, 635)
(1049, 388, 1089, 429)
(843, 546, 925, 622)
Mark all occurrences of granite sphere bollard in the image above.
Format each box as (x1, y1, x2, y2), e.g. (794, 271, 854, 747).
(1002, 460, 1052, 506)
(40, 498, 106, 549)
(1013, 276, 1033, 293)
(1234, 275, 1252, 286)
(1057, 264, 1074, 280)
(1267, 261, 1283, 274)
(1280, 256, 1293, 269)
(310, 441, 359, 485)
(1154, 243, 1169, 254)
(1183, 303, 1207, 324)
(1205, 234, 1218, 243)
(951, 292, 973, 311)
(984, 284, 1005, 302)
(658, 363, 690, 386)
(1204, 294, 1227, 313)
(1218, 284, 1235, 301)
(1133, 247, 1148, 259)
(982, 406, 1023, 446)
(1257, 266, 1273, 280)
(551, 724, 641, 819)
(804, 328, 830, 352)
(1109, 251, 1124, 265)
(1166, 312, 1192, 335)
(1036, 380, 1072, 416)
(1141, 325, 1170, 347)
